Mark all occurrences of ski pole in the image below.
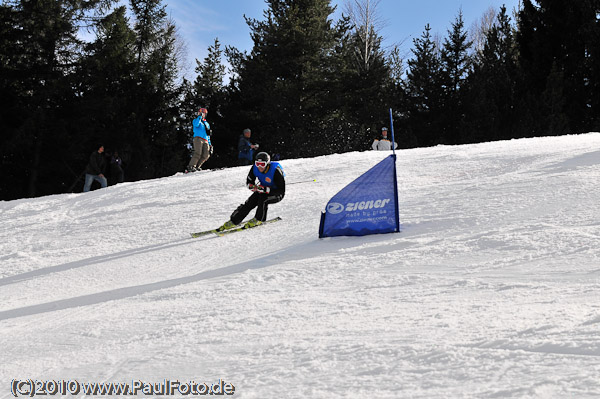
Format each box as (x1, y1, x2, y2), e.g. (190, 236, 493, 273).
(288, 179, 316, 185)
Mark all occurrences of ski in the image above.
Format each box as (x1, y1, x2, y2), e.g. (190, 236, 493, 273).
(190, 223, 238, 238)
(190, 217, 281, 238)
(190, 227, 222, 238)
(216, 217, 282, 236)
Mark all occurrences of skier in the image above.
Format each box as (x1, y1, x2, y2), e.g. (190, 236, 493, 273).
(186, 107, 212, 172)
(218, 152, 285, 231)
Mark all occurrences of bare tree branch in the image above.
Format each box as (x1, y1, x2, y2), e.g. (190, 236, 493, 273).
(469, 6, 497, 55)
(344, 0, 384, 71)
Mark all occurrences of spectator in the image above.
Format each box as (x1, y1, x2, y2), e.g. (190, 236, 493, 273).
(372, 127, 398, 151)
(238, 128, 259, 165)
(186, 107, 211, 172)
(110, 151, 125, 184)
(83, 144, 107, 192)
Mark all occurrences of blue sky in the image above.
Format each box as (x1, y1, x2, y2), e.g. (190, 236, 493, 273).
(164, 0, 522, 78)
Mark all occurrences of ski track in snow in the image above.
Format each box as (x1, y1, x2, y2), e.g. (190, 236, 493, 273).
(1, 134, 600, 398)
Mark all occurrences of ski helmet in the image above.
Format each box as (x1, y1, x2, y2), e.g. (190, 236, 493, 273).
(198, 107, 208, 115)
(255, 152, 271, 165)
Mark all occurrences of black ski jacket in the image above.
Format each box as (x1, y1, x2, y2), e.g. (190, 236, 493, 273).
(85, 151, 106, 175)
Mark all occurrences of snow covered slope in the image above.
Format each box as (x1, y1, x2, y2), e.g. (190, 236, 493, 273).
(1, 134, 600, 398)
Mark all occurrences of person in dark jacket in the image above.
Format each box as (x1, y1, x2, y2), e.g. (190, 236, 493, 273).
(238, 128, 259, 165)
(83, 144, 108, 192)
(110, 151, 125, 184)
(217, 152, 285, 231)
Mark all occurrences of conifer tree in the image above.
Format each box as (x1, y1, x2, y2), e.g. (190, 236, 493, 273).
(439, 10, 472, 144)
(194, 38, 226, 106)
(517, 0, 598, 135)
(0, 0, 117, 199)
(344, 0, 393, 150)
(588, 1, 600, 128)
(405, 24, 444, 147)
(441, 11, 471, 97)
(128, 0, 186, 178)
(77, 6, 137, 176)
(227, 0, 341, 158)
(462, 6, 519, 143)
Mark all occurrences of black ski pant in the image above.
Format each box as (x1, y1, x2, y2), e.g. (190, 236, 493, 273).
(230, 192, 283, 224)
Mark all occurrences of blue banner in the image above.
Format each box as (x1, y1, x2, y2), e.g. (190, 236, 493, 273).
(319, 155, 400, 238)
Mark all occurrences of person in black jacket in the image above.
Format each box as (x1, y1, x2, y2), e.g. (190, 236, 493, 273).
(83, 144, 108, 192)
(110, 151, 125, 184)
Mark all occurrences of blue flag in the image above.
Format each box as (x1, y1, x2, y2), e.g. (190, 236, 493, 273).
(319, 155, 400, 238)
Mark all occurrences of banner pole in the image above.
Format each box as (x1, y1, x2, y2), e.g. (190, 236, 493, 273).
(389, 108, 396, 156)
(389, 108, 400, 232)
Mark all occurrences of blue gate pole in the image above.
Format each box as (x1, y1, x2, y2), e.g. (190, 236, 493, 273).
(389, 108, 396, 156)
(389, 108, 400, 232)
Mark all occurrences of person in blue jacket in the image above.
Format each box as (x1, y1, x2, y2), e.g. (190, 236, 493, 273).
(187, 107, 211, 172)
(238, 128, 259, 165)
(217, 152, 286, 231)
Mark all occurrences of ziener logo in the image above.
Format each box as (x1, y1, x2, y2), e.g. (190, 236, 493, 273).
(327, 198, 391, 214)
(327, 202, 345, 214)
(345, 198, 391, 211)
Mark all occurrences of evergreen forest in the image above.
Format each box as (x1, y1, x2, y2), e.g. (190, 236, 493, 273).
(2, 0, 600, 200)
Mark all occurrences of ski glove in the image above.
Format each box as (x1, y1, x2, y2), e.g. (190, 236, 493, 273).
(247, 183, 270, 194)
(256, 185, 270, 194)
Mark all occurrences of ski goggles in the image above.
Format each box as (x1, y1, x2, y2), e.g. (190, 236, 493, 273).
(255, 161, 268, 168)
